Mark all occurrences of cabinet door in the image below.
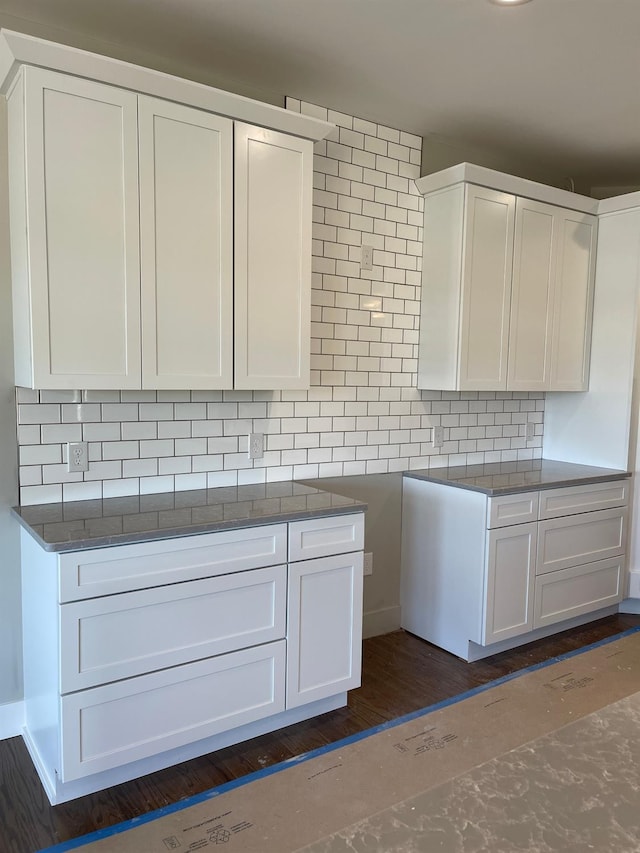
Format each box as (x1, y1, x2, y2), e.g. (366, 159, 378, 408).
(287, 552, 363, 708)
(458, 185, 515, 391)
(548, 210, 597, 391)
(483, 522, 536, 645)
(60, 565, 287, 691)
(14, 67, 141, 389)
(534, 557, 623, 629)
(234, 124, 312, 389)
(508, 198, 555, 391)
(139, 97, 233, 389)
(536, 507, 627, 575)
(60, 641, 286, 781)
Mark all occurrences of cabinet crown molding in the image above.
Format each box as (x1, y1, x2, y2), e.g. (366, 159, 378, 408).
(0, 28, 334, 142)
(416, 163, 600, 215)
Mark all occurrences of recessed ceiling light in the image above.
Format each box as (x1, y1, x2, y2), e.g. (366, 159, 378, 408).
(489, 0, 533, 5)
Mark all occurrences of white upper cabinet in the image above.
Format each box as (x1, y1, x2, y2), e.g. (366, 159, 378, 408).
(2, 32, 330, 391)
(416, 164, 598, 393)
(509, 199, 597, 392)
(234, 124, 312, 390)
(9, 67, 142, 390)
(139, 97, 233, 390)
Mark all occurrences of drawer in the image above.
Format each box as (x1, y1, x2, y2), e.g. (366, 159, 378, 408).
(487, 492, 539, 528)
(288, 512, 365, 562)
(536, 507, 627, 575)
(538, 480, 629, 520)
(60, 640, 286, 781)
(58, 524, 287, 602)
(533, 557, 624, 629)
(60, 564, 286, 692)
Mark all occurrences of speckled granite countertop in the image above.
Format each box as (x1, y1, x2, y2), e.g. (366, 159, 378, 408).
(403, 459, 631, 496)
(12, 481, 367, 553)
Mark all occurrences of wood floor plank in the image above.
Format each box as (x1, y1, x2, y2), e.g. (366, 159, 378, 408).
(1, 615, 639, 853)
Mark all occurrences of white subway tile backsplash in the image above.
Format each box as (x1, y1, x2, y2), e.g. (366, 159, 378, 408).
(41, 424, 82, 444)
(15, 100, 544, 505)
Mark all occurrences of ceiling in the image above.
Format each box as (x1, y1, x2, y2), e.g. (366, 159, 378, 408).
(0, 0, 639, 191)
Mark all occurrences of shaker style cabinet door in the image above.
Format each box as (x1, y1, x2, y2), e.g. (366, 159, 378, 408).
(417, 183, 515, 391)
(458, 185, 515, 391)
(138, 97, 233, 389)
(286, 552, 363, 708)
(508, 198, 555, 391)
(549, 209, 597, 391)
(483, 522, 537, 645)
(509, 200, 596, 392)
(10, 67, 141, 389)
(233, 123, 313, 390)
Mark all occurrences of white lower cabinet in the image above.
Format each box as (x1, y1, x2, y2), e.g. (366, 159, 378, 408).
(20, 511, 365, 803)
(401, 477, 628, 662)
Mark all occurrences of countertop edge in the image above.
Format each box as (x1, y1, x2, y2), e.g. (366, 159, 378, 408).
(11, 501, 368, 553)
(403, 469, 631, 496)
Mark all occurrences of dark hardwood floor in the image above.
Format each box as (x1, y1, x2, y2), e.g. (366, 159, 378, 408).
(2, 613, 640, 853)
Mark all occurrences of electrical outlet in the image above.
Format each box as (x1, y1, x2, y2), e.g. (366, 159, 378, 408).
(432, 425, 444, 448)
(248, 433, 264, 460)
(525, 421, 535, 441)
(363, 552, 373, 576)
(361, 244, 373, 271)
(67, 441, 88, 473)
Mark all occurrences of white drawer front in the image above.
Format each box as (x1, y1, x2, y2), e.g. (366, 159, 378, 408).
(60, 565, 286, 692)
(536, 507, 627, 575)
(58, 524, 287, 601)
(288, 513, 365, 562)
(533, 557, 623, 629)
(487, 492, 539, 528)
(60, 640, 286, 781)
(538, 480, 629, 520)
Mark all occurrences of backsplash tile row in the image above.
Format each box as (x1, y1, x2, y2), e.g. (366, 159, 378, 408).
(15, 101, 544, 506)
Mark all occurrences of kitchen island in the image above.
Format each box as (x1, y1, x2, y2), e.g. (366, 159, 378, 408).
(401, 459, 631, 661)
(13, 481, 366, 804)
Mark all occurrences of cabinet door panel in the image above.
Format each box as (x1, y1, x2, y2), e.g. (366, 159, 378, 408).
(287, 552, 363, 708)
(60, 565, 287, 691)
(139, 97, 233, 389)
(483, 522, 536, 645)
(534, 557, 623, 629)
(508, 199, 555, 390)
(538, 480, 629, 520)
(60, 641, 286, 781)
(234, 124, 312, 389)
(536, 507, 627, 575)
(58, 524, 288, 601)
(487, 492, 539, 528)
(459, 186, 515, 391)
(549, 211, 597, 391)
(20, 67, 141, 388)
(288, 513, 365, 562)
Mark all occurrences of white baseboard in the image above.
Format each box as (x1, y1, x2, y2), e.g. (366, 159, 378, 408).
(0, 700, 24, 740)
(627, 572, 640, 599)
(363, 605, 401, 639)
(619, 597, 640, 615)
